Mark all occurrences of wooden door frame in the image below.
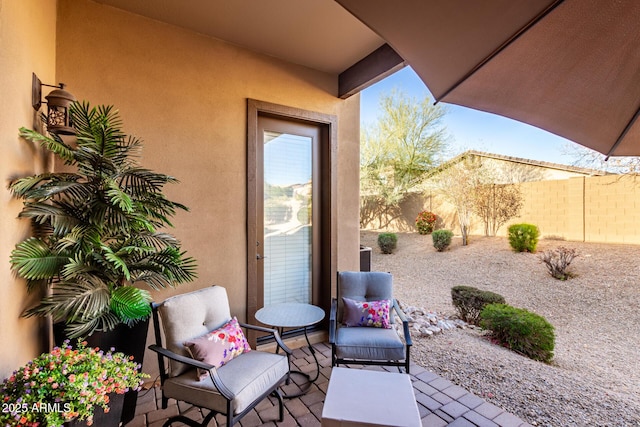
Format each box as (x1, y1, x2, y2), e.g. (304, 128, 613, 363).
(246, 99, 337, 343)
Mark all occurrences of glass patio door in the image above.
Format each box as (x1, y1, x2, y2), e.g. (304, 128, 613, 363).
(257, 117, 320, 306)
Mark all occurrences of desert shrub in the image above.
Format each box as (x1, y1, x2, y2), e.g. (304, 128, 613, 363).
(415, 211, 437, 234)
(540, 246, 578, 280)
(377, 232, 398, 254)
(508, 223, 540, 252)
(480, 303, 555, 363)
(432, 229, 453, 251)
(451, 285, 505, 325)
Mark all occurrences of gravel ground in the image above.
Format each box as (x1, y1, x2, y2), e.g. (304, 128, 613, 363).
(360, 231, 640, 427)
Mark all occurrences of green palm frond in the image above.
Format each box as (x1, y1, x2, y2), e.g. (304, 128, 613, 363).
(13, 101, 197, 337)
(23, 275, 111, 322)
(64, 311, 122, 339)
(110, 286, 152, 324)
(107, 134, 143, 168)
(18, 202, 69, 223)
(54, 224, 91, 251)
(10, 238, 68, 281)
(9, 173, 77, 198)
(9, 175, 47, 198)
(131, 271, 181, 291)
(102, 245, 131, 280)
(18, 127, 75, 162)
(61, 253, 92, 279)
(28, 180, 89, 202)
(130, 232, 179, 250)
(134, 193, 190, 228)
(119, 168, 178, 195)
(106, 181, 134, 213)
(131, 247, 197, 288)
(72, 103, 124, 149)
(117, 135, 143, 166)
(19, 201, 82, 236)
(114, 244, 155, 259)
(75, 150, 118, 177)
(30, 221, 54, 239)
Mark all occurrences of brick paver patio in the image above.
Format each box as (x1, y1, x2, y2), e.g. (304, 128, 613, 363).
(129, 342, 532, 427)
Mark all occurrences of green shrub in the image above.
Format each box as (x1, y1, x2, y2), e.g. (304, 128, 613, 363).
(415, 211, 437, 234)
(480, 303, 555, 363)
(451, 286, 505, 325)
(508, 223, 540, 252)
(377, 232, 398, 254)
(432, 229, 453, 251)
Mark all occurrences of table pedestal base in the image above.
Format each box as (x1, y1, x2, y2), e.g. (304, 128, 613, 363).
(279, 326, 320, 398)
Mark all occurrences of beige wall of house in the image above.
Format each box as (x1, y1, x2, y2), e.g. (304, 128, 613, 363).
(0, 0, 360, 379)
(466, 155, 603, 183)
(0, 0, 59, 379)
(366, 175, 640, 245)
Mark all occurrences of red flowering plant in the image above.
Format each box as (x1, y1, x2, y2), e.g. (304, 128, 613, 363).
(0, 340, 148, 426)
(415, 211, 437, 235)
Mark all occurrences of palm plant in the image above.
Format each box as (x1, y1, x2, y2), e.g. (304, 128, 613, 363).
(10, 102, 197, 338)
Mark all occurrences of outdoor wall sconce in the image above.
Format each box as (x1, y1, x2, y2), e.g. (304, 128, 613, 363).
(32, 72, 76, 135)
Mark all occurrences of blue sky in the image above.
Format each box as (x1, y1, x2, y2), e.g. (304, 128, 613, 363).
(360, 67, 580, 165)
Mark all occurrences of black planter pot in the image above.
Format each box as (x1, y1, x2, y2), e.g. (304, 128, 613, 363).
(53, 319, 149, 425)
(63, 393, 125, 427)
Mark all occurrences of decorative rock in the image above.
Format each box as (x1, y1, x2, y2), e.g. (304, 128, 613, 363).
(394, 302, 469, 338)
(419, 328, 433, 337)
(427, 326, 442, 334)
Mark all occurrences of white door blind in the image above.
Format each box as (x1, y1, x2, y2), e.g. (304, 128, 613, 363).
(263, 131, 312, 305)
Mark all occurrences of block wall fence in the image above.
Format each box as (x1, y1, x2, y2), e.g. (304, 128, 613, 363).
(362, 175, 640, 245)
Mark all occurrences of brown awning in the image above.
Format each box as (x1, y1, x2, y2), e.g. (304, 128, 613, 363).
(337, 0, 640, 157)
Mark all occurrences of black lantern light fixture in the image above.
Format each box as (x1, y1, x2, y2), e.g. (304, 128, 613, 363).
(32, 72, 76, 135)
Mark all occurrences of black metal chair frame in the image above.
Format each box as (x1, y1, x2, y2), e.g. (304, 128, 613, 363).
(149, 302, 292, 427)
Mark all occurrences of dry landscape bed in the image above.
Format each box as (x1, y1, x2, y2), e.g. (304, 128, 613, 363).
(360, 231, 640, 427)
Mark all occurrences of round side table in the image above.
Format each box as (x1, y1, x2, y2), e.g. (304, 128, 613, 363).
(255, 303, 325, 396)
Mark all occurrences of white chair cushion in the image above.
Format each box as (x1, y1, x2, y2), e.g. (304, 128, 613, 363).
(164, 350, 289, 415)
(335, 326, 405, 361)
(158, 286, 232, 376)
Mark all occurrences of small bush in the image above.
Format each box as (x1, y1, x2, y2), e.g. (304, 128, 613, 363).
(508, 223, 540, 252)
(540, 246, 578, 280)
(415, 211, 437, 234)
(480, 303, 555, 363)
(377, 232, 398, 254)
(432, 229, 453, 252)
(451, 285, 505, 325)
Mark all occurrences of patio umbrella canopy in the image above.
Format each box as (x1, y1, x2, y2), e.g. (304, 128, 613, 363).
(336, 0, 640, 157)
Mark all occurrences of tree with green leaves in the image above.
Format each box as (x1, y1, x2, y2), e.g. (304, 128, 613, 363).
(360, 90, 449, 228)
(10, 102, 197, 338)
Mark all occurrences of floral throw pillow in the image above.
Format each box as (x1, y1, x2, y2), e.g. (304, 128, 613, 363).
(342, 297, 391, 328)
(184, 316, 251, 380)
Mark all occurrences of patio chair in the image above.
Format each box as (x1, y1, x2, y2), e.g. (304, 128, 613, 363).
(329, 271, 412, 373)
(149, 285, 291, 427)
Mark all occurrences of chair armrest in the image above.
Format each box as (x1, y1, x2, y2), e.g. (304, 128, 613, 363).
(392, 299, 413, 346)
(240, 322, 293, 355)
(329, 298, 338, 344)
(148, 344, 214, 371)
(148, 344, 235, 400)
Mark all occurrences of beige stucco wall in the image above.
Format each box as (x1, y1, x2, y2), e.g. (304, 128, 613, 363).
(53, 0, 360, 373)
(501, 175, 640, 244)
(365, 175, 640, 245)
(0, 0, 58, 379)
